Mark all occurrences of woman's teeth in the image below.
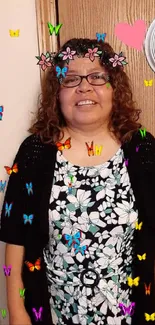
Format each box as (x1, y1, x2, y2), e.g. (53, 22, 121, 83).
(77, 100, 96, 106)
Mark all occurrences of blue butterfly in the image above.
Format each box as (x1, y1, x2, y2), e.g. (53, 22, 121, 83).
(0, 105, 3, 120)
(55, 66, 68, 78)
(0, 180, 6, 192)
(64, 231, 81, 247)
(23, 214, 34, 225)
(26, 182, 33, 195)
(96, 33, 106, 42)
(5, 202, 13, 217)
(74, 244, 87, 255)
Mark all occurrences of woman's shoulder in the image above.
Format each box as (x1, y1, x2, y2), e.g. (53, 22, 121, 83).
(125, 129, 155, 172)
(16, 133, 56, 173)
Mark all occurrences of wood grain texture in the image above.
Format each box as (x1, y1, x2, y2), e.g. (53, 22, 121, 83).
(35, 0, 58, 86)
(57, 0, 155, 135)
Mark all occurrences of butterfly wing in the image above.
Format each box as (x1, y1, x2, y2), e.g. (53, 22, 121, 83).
(62, 67, 68, 78)
(118, 303, 126, 315)
(55, 23, 63, 35)
(81, 245, 87, 255)
(137, 254, 142, 260)
(64, 234, 72, 246)
(90, 141, 94, 156)
(29, 214, 34, 225)
(23, 214, 28, 224)
(102, 33, 106, 41)
(34, 258, 41, 270)
(128, 302, 135, 316)
(25, 261, 35, 271)
(127, 277, 133, 287)
(47, 22, 54, 35)
(0, 106, 3, 113)
(12, 163, 18, 173)
(64, 137, 71, 149)
(55, 66, 61, 77)
(134, 276, 140, 286)
(4, 166, 12, 175)
(56, 141, 65, 151)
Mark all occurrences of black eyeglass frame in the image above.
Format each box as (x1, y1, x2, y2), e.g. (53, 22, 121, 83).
(60, 72, 110, 88)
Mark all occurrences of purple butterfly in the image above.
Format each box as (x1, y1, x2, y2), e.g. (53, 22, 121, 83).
(3, 265, 12, 276)
(125, 159, 129, 166)
(119, 302, 135, 316)
(136, 146, 139, 152)
(32, 307, 43, 321)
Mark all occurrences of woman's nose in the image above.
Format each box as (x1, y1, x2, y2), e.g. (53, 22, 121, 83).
(76, 78, 93, 92)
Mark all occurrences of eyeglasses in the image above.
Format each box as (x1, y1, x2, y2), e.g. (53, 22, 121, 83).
(60, 72, 109, 88)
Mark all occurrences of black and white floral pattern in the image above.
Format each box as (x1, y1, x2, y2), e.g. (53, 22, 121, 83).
(43, 148, 138, 325)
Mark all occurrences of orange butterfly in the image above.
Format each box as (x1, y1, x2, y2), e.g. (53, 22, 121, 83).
(25, 258, 41, 272)
(4, 163, 18, 175)
(144, 283, 151, 295)
(85, 141, 94, 156)
(56, 137, 71, 151)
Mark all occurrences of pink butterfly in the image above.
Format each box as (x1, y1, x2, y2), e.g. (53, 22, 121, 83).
(119, 302, 135, 316)
(32, 307, 43, 321)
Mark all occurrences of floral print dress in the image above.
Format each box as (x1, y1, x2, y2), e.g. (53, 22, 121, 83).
(43, 147, 138, 325)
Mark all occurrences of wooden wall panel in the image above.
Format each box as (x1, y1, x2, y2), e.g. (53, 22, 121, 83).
(35, 0, 58, 86)
(57, 0, 155, 135)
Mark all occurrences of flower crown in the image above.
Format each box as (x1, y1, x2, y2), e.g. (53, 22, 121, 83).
(36, 44, 128, 72)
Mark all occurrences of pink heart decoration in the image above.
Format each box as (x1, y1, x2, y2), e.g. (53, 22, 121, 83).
(115, 20, 147, 51)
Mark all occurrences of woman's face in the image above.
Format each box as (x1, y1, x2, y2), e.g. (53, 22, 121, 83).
(58, 56, 113, 129)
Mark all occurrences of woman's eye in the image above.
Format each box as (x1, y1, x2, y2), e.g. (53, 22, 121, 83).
(66, 77, 78, 82)
(92, 74, 104, 79)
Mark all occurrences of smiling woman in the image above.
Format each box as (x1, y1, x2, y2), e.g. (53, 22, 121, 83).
(1, 37, 155, 325)
(28, 38, 142, 146)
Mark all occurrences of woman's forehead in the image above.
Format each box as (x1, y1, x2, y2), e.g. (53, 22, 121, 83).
(66, 56, 105, 73)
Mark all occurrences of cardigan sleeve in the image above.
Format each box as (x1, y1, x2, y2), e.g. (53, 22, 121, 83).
(0, 135, 37, 246)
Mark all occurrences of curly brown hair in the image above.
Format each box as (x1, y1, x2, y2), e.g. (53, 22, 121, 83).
(28, 38, 142, 145)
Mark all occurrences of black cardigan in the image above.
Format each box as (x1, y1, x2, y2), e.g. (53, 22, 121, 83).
(0, 130, 155, 325)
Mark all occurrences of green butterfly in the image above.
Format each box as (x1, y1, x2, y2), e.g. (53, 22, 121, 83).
(69, 174, 74, 183)
(1, 309, 6, 318)
(19, 288, 26, 298)
(139, 127, 146, 138)
(47, 23, 63, 36)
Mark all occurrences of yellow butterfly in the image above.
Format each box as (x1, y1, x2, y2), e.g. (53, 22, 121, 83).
(144, 80, 153, 87)
(145, 312, 155, 321)
(95, 145, 103, 156)
(135, 221, 143, 230)
(127, 276, 140, 287)
(137, 253, 146, 261)
(9, 30, 20, 37)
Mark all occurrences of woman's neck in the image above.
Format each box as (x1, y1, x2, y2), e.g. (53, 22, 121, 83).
(62, 125, 116, 144)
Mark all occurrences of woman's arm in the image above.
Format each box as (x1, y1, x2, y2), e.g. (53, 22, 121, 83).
(5, 244, 32, 324)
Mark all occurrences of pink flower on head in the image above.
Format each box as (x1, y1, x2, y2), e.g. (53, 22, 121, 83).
(60, 47, 76, 60)
(109, 52, 128, 67)
(85, 47, 100, 62)
(36, 52, 52, 71)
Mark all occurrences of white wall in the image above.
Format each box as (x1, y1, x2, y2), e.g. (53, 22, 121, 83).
(0, 1, 40, 323)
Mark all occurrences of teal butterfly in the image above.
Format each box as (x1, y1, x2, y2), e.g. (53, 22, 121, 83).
(96, 33, 106, 42)
(55, 66, 68, 78)
(0, 105, 3, 120)
(26, 182, 33, 195)
(64, 231, 81, 246)
(0, 180, 6, 192)
(23, 214, 34, 225)
(5, 202, 13, 217)
(74, 244, 87, 255)
(47, 23, 63, 36)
